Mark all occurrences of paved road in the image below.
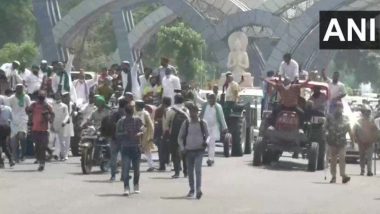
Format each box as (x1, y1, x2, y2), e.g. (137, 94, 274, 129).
(1, 153, 379, 214)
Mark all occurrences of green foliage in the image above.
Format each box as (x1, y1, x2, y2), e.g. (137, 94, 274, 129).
(157, 22, 206, 81)
(331, 50, 380, 90)
(0, 0, 36, 47)
(0, 42, 38, 66)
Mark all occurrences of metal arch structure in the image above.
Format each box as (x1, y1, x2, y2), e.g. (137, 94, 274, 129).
(128, 6, 176, 50)
(36, 0, 217, 62)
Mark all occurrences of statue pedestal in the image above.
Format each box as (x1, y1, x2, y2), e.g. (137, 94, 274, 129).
(219, 72, 254, 88)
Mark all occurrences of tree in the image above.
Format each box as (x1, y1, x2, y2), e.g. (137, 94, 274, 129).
(0, 42, 38, 66)
(331, 50, 380, 90)
(0, 0, 36, 47)
(157, 22, 206, 81)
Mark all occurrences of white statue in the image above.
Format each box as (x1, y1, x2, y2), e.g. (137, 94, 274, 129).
(227, 32, 250, 81)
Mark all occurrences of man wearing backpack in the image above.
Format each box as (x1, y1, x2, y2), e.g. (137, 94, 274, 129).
(200, 94, 227, 166)
(164, 93, 189, 178)
(178, 103, 209, 199)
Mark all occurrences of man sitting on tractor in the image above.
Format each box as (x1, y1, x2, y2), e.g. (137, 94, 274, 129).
(264, 77, 310, 127)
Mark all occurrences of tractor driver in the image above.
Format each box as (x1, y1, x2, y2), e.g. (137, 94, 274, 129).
(264, 77, 310, 126)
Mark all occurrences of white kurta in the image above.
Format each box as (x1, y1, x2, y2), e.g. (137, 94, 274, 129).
(122, 63, 141, 99)
(279, 59, 299, 81)
(162, 74, 181, 105)
(73, 79, 96, 107)
(203, 105, 220, 141)
(52, 102, 70, 136)
(24, 72, 43, 94)
(8, 95, 31, 136)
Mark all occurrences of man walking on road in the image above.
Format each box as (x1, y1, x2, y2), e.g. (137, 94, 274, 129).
(155, 97, 171, 171)
(353, 105, 377, 176)
(0, 102, 14, 168)
(50, 93, 70, 161)
(115, 106, 143, 196)
(164, 94, 189, 178)
(200, 94, 227, 166)
(135, 100, 155, 172)
(26, 90, 54, 171)
(108, 98, 127, 181)
(325, 101, 352, 184)
(178, 104, 209, 199)
(8, 84, 31, 162)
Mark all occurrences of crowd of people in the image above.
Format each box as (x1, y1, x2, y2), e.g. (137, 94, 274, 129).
(0, 49, 378, 198)
(0, 51, 233, 199)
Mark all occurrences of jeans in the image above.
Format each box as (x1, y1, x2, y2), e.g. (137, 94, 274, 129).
(110, 141, 122, 177)
(122, 146, 141, 188)
(32, 131, 49, 165)
(186, 150, 204, 193)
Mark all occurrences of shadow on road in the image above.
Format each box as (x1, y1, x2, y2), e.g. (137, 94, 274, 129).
(160, 196, 195, 200)
(312, 181, 331, 185)
(97, 193, 125, 197)
(84, 180, 113, 183)
(374, 198, 380, 200)
(6, 169, 38, 173)
(150, 177, 175, 180)
(67, 171, 106, 176)
(263, 160, 306, 171)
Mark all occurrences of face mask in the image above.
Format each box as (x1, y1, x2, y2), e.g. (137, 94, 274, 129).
(38, 96, 46, 102)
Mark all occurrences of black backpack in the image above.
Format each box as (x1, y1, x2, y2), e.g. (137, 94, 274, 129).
(170, 108, 188, 142)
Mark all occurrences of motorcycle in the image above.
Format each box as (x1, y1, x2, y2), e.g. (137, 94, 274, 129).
(80, 126, 111, 174)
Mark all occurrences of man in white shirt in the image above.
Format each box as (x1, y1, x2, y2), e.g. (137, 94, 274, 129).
(224, 72, 239, 103)
(200, 94, 227, 166)
(8, 84, 31, 162)
(153, 57, 177, 82)
(279, 53, 299, 82)
(51, 94, 70, 160)
(73, 69, 97, 107)
(139, 67, 153, 96)
(24, 65, 43, 100)
(121, 54, 143, 98)
(162, 67, 181, 105)
(51, 52, 77, 102)
(3, 61, 23, 91)
(322, 69, 346, 114)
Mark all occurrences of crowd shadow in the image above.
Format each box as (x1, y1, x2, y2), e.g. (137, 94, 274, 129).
(5, 169, 38, 173)
(263, 160, 307, 171)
